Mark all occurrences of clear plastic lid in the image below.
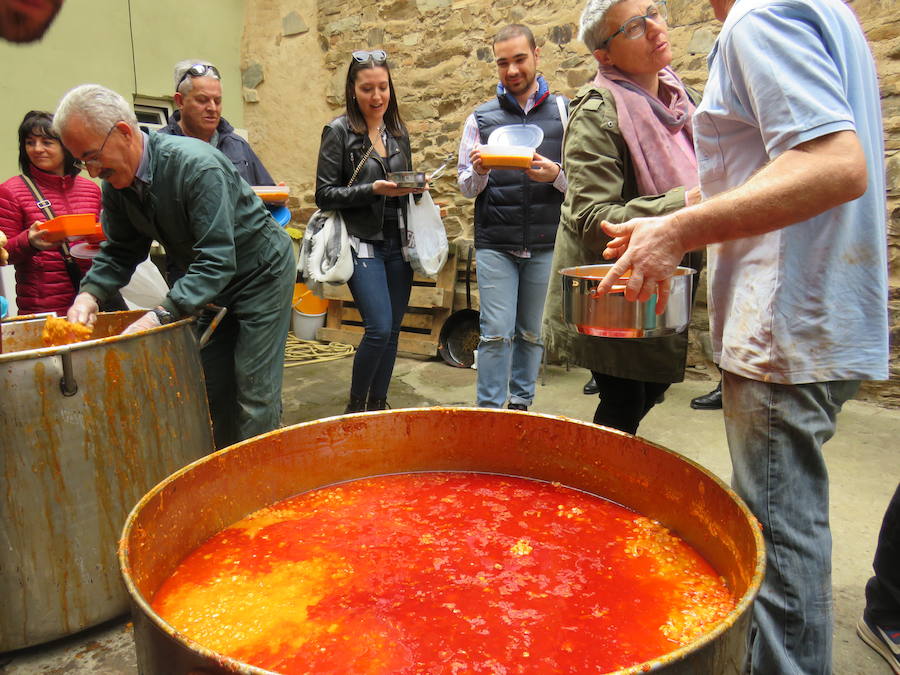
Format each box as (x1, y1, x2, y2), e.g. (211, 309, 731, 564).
(486, 124, 544, 148)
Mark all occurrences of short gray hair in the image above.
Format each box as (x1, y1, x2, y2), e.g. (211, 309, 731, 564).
(579, 0, 623, 51)
(173, 59, 217, 95)
(53, 84, 138, 137)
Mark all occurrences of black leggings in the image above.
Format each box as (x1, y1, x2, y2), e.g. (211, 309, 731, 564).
(590, 371, 670, 435)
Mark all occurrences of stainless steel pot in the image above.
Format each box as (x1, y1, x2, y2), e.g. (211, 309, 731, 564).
(0, 311, 214, 651)
(561, 264, 696, 338)
(120, 408, 763, 675)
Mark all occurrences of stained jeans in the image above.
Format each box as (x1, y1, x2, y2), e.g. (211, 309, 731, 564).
(722, 370, 860, 675)
(474, 248, 552, 408)
(346, 237, 413, 401)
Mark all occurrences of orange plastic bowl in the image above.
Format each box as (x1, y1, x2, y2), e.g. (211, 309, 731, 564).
(38, 214, 100, 242)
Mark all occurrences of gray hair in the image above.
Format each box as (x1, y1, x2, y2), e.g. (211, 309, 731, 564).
(174, 59, 217, 95)
(579, 0, 623, 51)
(53, 84, 139, 137)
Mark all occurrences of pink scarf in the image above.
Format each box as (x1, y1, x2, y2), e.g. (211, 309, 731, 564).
(592, 65, 697, 196)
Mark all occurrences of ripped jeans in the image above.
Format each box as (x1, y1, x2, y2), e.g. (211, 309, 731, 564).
(474, 248, 552, 408)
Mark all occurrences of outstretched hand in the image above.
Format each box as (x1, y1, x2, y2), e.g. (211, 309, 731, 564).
(594, 215, 686, 314)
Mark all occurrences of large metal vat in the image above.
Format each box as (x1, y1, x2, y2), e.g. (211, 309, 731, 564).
(0, 311, 214, 651)
(120, 408, 764, 675)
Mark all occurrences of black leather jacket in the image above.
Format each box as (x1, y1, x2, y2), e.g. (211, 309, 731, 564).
(314, 115, 413, 239)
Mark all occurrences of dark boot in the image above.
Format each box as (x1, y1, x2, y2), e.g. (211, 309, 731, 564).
(367, 397, 390, 411)
(583, 375, 599, 396)
(690, 381, 722, 410)
(344, 394, 367, 414)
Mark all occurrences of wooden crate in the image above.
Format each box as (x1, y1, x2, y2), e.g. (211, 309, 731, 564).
(317, 251, 458, 356)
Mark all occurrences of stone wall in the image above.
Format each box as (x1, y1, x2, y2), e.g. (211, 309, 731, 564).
(242, 0, 899, 406)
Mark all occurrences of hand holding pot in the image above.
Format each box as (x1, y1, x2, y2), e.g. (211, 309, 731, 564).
(596, 215, 686, 313)
(67, 292, 100, 327)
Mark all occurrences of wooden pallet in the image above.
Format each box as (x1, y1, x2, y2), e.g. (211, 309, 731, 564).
(316, 251, 458, 356)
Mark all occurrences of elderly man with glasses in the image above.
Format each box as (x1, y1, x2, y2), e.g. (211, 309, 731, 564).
(56, 84, 295, 451)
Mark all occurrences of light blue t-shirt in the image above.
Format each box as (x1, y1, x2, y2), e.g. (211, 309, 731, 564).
(694, 0, 888, 384)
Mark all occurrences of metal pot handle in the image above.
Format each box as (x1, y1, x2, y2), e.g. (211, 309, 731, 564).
(198, 304, 227, 349)
(59, 348, 78, 397)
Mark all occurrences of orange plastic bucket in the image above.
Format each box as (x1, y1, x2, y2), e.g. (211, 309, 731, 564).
(292, 283, 329, 315)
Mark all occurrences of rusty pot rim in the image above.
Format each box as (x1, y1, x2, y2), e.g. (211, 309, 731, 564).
(0, 314, 196, 363)
(119, 407, 765, 675)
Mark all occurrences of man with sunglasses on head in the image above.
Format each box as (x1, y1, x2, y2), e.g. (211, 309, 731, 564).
(159, 60, 275, 187)
(158, 60, 276, 284)
(457, 23, 568, 413)
(593, 0, 889, 673)
(55, 84, 295, 451)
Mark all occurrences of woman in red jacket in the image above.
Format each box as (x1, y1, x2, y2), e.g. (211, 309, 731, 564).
(0, 110, 101, 316)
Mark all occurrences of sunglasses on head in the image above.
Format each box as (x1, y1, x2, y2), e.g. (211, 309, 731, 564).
(176, 63, 221, 90)
(352, 49, 387, 64)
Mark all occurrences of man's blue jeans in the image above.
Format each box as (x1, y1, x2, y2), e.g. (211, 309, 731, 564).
(722, 370, 859, 675)
(346, 237, 413, 401)
(474, 248, 552, 408)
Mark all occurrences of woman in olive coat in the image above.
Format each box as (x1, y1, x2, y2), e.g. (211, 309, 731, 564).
(543, 0, 703, 434)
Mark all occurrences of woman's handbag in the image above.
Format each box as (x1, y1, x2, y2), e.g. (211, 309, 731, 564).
(404, 191, 448, 278)
(300, 209, 353, 284)
(298, 141, 375, 286)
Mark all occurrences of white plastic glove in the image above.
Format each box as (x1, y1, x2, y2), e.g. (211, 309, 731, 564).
(67, 292, 100, 327)
(121, 310, 161, 336)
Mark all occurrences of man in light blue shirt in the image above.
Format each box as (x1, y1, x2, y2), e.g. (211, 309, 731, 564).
(592, 0, 888, 673)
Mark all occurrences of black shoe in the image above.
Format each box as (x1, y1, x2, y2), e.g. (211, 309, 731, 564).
(367, 398, 390, 411)
(508, 402, 528, 411)
(690, 382, 722, 410)
(583, 376, 599, 396)
(655, 392, 666, 404)
(344, 394, 367, 414)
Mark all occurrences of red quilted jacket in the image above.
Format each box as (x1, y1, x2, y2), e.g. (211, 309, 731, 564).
(0, 168, 101, 316)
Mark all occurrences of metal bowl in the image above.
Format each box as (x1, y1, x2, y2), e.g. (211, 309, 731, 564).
(387, 171, 426, 188)
(561, 264, 696, 338)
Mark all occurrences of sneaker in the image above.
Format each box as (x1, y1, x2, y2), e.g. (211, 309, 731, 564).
(857, 614, 900, 674)
(508, 402, 528, 411)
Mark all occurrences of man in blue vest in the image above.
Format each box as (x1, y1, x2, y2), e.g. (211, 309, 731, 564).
(457, 24, 567, 411)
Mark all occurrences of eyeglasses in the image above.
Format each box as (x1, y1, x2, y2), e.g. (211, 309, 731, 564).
(599, 1, 668, 49)
(72, 123, 119, 172)
(352, 49, 388, 64)
(176, 63, 221, 90)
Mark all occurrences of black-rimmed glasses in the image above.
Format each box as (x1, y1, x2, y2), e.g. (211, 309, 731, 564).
(599, 1, 668, 49)
(176, 63, 221, 90)
(352, 49, 388, 64)
(72, 123, 119, 172)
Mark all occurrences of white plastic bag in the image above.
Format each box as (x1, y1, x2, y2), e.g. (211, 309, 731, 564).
(120, 257, 169, 309)
(405, 192, 448, 278)
(298, 209, 353, 285)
